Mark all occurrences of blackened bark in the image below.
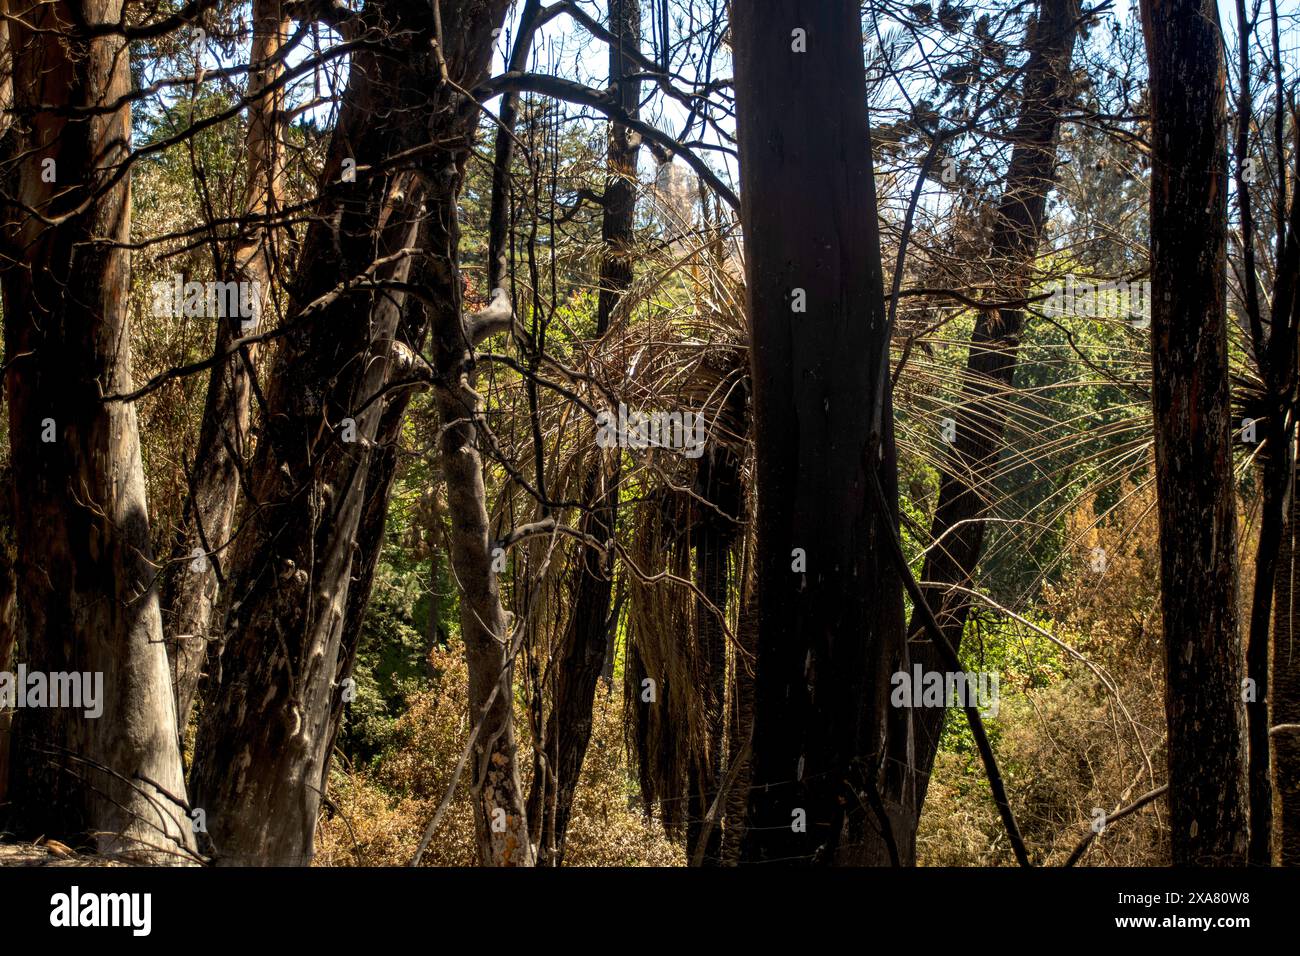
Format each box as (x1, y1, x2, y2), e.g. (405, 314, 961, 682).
(1141, 0, 1249, 865)
(686, 439, 742, 866)
(733, 0, 911, 865)
(317, 272, 431, 797)
(189, 0, 513, 865)
(906, 0, 1080, 815)
(0, 0, 194, 859)
(1268, 170, 1300, 863)
(1232, 0, 1300, 866)
(527, 0, 642, 866)
(1274, 449, 1300, 865)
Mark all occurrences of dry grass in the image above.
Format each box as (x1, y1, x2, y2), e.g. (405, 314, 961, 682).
(918, 485, 1171, 866)
(315, 643, 679, 867)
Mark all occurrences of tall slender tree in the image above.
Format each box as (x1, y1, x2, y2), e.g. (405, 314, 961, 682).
(163, 0, 289, 736)
(1140, 0, 1249, 866)
(906, 0, 1081, 813)
(528, 0, 643, 866)
(1231, 0, 1300, 865)
(733, 0, 912, 865)
(1274, 442, 1300, 864)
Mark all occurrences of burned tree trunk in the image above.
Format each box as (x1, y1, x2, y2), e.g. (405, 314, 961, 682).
(317, 0, 553, 804)
(732, 0, 911, 865)
(0, 0, 194, 859)
(1274, 449, 1300, 865)
(686, 436, 743, 866)
(1268, 167, 1300, 864)
(1229, 0, 1300, 866)
(906, 0, 1080, 814)
(317, 252, 432, 797)
(1140, 0, 1249, 865)
(163, 0, 289, 737)
(189, 0, 514, 866)
(528, 0, 642, 866)
(1268, 447, 1300, 868)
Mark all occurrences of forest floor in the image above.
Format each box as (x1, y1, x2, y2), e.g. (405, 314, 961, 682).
(0, 841, 119, 866)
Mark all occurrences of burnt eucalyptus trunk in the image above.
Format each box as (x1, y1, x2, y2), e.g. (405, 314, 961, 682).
(1274, 447, 1300, 864)
(1268, 154, 1300, 864)
(1231, 0, 1300, 866)
(317, 261, 431, 797)
(163, 0, 289, 737)
(1140, 0, 1249, 865)
(319, 0, 550, 802)
(0, 464, 17, 804)
(733, 0, 911, 865)
(528, 0, 642, 866)
(0, 0, 194, 859)
(906, 0, 1080, 815)
(686, 437, 743, 866)
(189, 0, 512, 865)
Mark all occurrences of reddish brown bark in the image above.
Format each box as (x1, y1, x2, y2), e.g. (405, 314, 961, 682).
(0, 0, 194, 859)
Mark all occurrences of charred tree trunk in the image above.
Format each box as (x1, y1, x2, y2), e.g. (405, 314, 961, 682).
(316, 250, 433, 797)
(1274, 447, 1300, 864)
(1141, 0, 1249, 865)
(527, 0, 642, 866)
(719, 530, 757, 864)
(189, 0, 513, 865)
(1268, 150, 1300, 865)
(318, 0, 554, 803)
(733, 0, 911, 865)
(163, 0, 289, 738)
(0, 0, 194, 859)
(906, 0, 1080, 816)
(687, 438, 743, 866)
(0, 465, 15, 804)
(1232, 0, 1300, 867)
(316, 307, 428, 796)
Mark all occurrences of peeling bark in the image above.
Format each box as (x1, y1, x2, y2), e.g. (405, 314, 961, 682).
(0, 0, 194, 860)
(188, 0, 516, 866)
